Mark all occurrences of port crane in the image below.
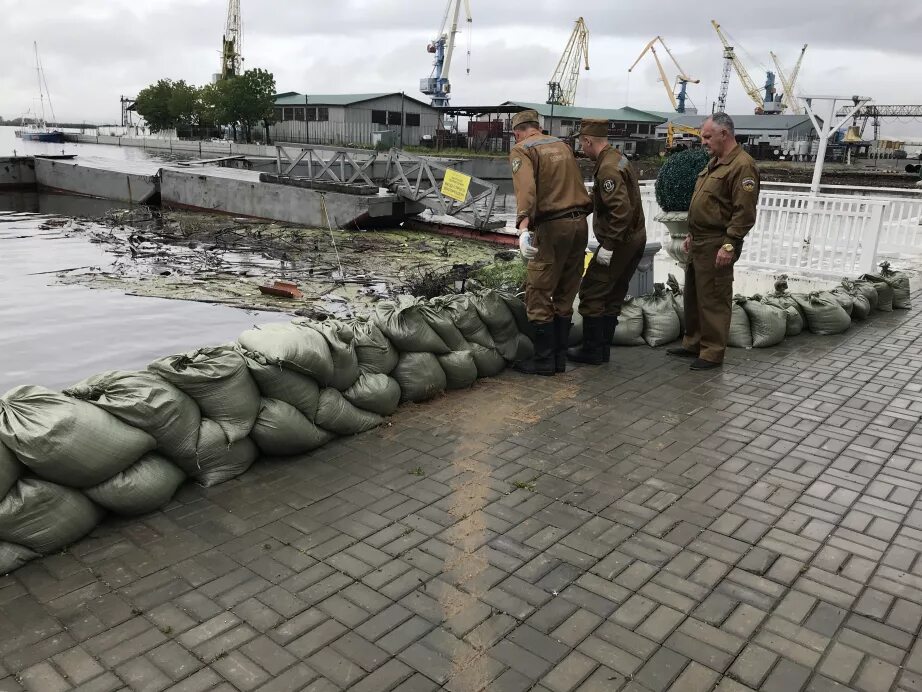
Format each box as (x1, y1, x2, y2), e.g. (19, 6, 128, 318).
(420, 0, 472, 109)
(547, 17, 589, 107)
(628, 36, 699, 113)
(770, 44, 808, 114)
(711, 20, 780, 114)
(220, 0, 244, 80)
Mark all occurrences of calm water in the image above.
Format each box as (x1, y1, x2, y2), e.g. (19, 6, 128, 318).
(0, 125, 171, 160)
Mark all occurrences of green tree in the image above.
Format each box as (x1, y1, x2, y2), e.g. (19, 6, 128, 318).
(218, 68, 276, 142)
(135, 79, 175, 133)
(168, 80, 199, 130)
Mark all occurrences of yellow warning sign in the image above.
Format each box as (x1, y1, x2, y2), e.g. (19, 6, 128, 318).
(441, 169, 471, 202)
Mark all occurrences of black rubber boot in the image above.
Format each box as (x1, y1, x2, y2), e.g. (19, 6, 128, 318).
(514, 322, 555, 376)
(554, 316, 571, 373)
(601, 316, 618, 363)
(567, 316, 605, 365)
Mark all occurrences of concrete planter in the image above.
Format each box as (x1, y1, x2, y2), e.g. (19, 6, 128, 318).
(655, 211, 690, 265)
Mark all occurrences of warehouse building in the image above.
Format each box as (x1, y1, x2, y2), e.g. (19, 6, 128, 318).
(655, 114, 818, 146)
(271, 92, 441, 147)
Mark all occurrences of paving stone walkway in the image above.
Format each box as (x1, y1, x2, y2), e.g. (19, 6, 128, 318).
(3, 304, 922, 692)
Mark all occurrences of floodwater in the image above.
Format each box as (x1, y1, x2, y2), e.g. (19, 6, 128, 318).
(0, 194, 281, 394)
(0, 125, 183, 161)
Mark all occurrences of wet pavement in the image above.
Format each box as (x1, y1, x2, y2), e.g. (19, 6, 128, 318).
(2, 292, 922, 691)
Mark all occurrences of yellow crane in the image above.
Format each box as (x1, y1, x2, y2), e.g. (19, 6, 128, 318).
(770, 44, 807, 114)
(666, 122, 701, 149)
(711, 20, 780, 114)
(547, 17, 589, 107)
(628, 36, 699, 113)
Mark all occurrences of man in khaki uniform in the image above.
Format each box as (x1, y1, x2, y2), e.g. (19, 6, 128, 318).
(667, 113, 759, 370)
(510, 109, 592, 376)
(567, 119, 647, 365)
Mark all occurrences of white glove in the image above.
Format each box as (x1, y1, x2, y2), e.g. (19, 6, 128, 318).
(519, 231, 538, 260)
(596, 246, 613, 266)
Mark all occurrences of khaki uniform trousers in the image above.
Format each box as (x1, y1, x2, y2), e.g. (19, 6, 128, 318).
(578, 231, 647, 317)
(682, 236, 741, 364)
(525, 214, 589, 323)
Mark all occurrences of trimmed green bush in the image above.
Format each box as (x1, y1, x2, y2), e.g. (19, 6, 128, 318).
(655, 148, 711, 212)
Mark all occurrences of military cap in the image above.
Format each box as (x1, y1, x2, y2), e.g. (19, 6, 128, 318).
(511, 109, 540, 129)
(579, 118, 609, 137)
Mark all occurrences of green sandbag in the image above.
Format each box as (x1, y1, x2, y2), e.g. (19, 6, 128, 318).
(469, 343, 507, 378)
(392, 352, 447, 402)
(299, 320, 360, 391)
(795, 292, 852, 335)
(236, 322, 334, 384)
(437, 351, 479, 390)
(499, 292, 533, 340)
(728, 298, 753, 348)
(740, 298, 786, 348)
(829, 288, 854, 317)
(175, 419, 257, 487)
(569, 310, 583, 347)
(65, 370, 201, 460)
(0, 443, 22, 498)
(0, 478, 103, 555)
(251, 399, 335, 457)
(0, 540, 38, 575)
(0, 385, 156, 488)
(343, 317, 399, 375)
(373, 297, 449, 353)
(666, 274, 686, 334)
(84, 453, 186, 516)
(240, 350, 321, 420)
(436, 295, 496, 348)
(761, 295, 804, 336)
(148, 346, 259, 443)
(612, 298, 645, 346)
(851, 279, 879, 310)
(469, 290, 521, 358)
(315, 389, 383, 436)
(419, 302, 469, 351)
(504, 333, 535, 362)
(638, 284, 681, 347)
(860, 274, 893, 312)
(879, 261, 911, 309)
(839, 280, 871, 321)
(343, 374, 401, 416)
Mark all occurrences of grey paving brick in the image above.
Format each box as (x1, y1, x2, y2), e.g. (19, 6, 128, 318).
(541, 650, 598, 692)
(633, 647, 688, 691)
(760, 658, 811, 692)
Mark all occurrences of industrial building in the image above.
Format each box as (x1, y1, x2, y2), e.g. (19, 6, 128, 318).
(271, 92, 441, 147)
(655, 114, 818, 146)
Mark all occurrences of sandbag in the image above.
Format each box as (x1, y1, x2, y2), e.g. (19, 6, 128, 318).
(740, 298, 786, 348)
(0, 541, 38, 575)
(436, 295, 496, 349)
(84, 453, 186, 516)
(374, 297, 449, 354)
(469, 290, 520, 345)
(299, 320, 360, 391)
(148, 346, 259, 443)
(569, 310, 583, 348)
(761, 295, 804, 337)
(469, 343, 508, 378)
(504, 333, 535, 362)
(879, 262, 911, 309)
(392, 352, 447, 403)
(851, 279, 879, 310)
(829, 288, 854, 317)
(666, 274, 685, 335)
(795, 292, 852, 335)
(315, 389, 383, 436)
(176, 419, 257, 487)
(500, 292, 533, 340)
(728, 299, 753, 348)
(437, 351, 479, 390)
(612, 299, 645, 346)
(344, 317, 399, 375)
(0, 442, 22, 499)
(343, 374, 402, 416)
(860, 274, 893, 312)
(419, 302, 469, 351)
(0, 385, 155, 488)
(638, 284, 681, 347)
(839, 280, 871, 321)
(251, 399, 335, 457)
(240, 350, 321, 420)
(0, 478, 103, 555)
(236, 322, 334, 384)
(65, 370, 201, 460)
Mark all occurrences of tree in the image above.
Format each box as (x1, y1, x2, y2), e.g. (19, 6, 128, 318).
(169, 80, 200, 130)
(219, 68, 276, 142)
(135, 79, 175, 133)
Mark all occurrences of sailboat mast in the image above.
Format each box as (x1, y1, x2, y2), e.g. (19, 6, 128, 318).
(34, 42, 46, 125)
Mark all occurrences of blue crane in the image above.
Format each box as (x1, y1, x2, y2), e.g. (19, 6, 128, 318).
(420, 0, 472, 109)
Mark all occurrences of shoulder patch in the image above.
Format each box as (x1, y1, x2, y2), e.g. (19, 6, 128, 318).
(602, 179, 615, 193)
(511, 158, 522, 175)
(741, 177, 756, 192)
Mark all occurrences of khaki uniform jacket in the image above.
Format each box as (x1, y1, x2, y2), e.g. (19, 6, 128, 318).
(688, 144, 760, 246)
(510, 133, 591, 226)
(592, 145, 646, 250)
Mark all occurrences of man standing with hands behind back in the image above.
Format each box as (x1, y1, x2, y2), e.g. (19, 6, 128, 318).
(567, 119, 647, 365)
(510, 109, 592, 376)
(667, 112, 759, 370)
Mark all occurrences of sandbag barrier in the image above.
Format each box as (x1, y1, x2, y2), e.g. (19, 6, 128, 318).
(0, 289, 533, 575)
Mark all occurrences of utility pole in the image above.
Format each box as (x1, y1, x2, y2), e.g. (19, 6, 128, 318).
(801, 95, 869, 194)
(400, 91, 406, 147)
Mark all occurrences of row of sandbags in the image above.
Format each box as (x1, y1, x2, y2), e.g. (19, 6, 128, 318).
(0, 289, 533, 575)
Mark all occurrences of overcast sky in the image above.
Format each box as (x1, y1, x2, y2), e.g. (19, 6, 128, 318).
(2, 0, 921, 137)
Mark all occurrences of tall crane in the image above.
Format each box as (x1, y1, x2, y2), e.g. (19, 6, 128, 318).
(770, 44, 807, 114)
(628, 36, 699, 113)
(420, 0, 472, 109)
(220, 0, 243, 80)
(711, 20, 781, 114)
(547, 17, 589, 107)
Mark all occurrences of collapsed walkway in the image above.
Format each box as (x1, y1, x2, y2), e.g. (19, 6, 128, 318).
(2, 301, 922, 692)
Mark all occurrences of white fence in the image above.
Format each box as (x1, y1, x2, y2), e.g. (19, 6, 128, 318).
(640, 183, 922, 277)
